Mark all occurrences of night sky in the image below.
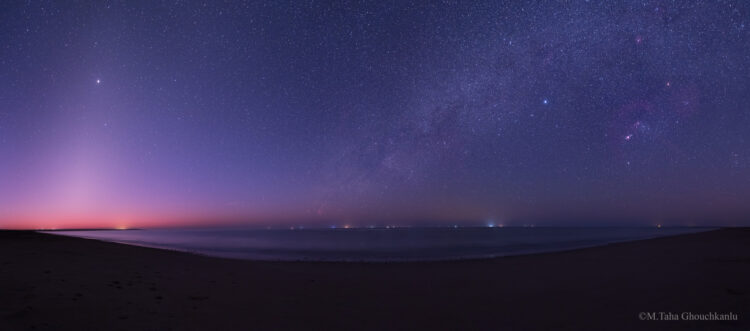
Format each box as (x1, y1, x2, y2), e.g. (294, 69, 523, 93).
(1, 1, 749, 229)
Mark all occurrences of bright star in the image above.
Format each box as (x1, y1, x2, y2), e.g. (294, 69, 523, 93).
(542, 99, 549, 105)
(96, 79, 101, 84)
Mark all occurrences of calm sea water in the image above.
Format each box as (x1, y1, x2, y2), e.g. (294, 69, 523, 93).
(46, 227, 711, 262)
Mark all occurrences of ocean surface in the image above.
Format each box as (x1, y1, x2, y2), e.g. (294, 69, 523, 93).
(46, 227, 711, 262)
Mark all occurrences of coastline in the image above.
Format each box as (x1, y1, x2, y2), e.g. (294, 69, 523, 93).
(1, 228, 748, 330)
(43, 227, 714, 263)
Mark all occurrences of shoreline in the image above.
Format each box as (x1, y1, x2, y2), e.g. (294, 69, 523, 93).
(2, 228, 748, 330)
(41, 226, 715, 263)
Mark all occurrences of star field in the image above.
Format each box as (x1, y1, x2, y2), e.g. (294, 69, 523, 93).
(0, 0, 749, 229)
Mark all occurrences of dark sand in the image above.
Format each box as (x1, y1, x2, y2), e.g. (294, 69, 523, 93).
(1, 229, 748, 330)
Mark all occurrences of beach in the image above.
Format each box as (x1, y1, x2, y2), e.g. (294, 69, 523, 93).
(1, 228, 748, 330)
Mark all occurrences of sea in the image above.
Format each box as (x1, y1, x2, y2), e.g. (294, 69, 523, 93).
(45, 227, 711, 262)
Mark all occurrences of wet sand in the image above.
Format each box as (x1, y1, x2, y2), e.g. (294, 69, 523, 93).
(1, 228, 748, 330)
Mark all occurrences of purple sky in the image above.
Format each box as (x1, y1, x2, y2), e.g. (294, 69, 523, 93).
(1, 1, 749, 229)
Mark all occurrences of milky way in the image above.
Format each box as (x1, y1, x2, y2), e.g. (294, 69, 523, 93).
(1, 1, 748, 228)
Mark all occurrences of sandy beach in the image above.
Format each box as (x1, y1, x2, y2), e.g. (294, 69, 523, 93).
(1, 228, 748, 330)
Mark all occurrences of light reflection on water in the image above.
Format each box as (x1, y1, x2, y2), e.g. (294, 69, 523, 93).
(46, 227, 711, 262)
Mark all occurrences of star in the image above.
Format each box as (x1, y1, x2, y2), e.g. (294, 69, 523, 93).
(96, 79, 101, 84)
(542, 98, 549, 105)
